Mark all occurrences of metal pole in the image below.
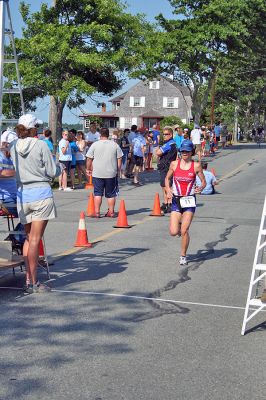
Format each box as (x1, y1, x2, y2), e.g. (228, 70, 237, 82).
(6, 0, 25, 114)
(210, 76, 216, 127)
(0, 0, 6, 127)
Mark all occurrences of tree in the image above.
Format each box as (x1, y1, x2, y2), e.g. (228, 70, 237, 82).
(133, 0, 265, 125)
(11, 0, 148, 141)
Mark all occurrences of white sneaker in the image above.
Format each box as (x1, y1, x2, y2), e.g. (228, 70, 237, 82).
(179, 256, 188, 265)
(58, 187, 63, 191)
(64, 187, 74, 191)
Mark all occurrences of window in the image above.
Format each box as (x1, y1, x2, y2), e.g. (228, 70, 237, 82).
(167, 97, 175, 108)
(109, 119, 117, 128)
(149, 81, 160, 89)
(130, 96, 145, 107)
(115, 102, 120, 110)
(133, 97, 141, 107)
(163, 97, 179, 108)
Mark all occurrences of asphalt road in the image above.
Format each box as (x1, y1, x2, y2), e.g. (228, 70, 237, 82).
(0, 143, 266, 400)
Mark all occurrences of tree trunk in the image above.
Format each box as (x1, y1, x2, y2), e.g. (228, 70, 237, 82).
(190, 75, 215, 126)
(49, 96, 65, 143)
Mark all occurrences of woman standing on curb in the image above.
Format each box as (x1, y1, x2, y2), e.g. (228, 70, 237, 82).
(9, 114, 60, 293)
(165, 140, 206, 266)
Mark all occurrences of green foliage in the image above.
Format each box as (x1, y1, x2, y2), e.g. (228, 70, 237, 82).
(132, 0, 266, 125)
(160, 116, 184, 128)
(4, 0, 149, 121)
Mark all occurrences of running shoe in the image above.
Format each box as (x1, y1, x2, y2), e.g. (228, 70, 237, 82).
(64, 187, 74, 191)
(29, 282, 51, 294)
(179, 256, 188, 265)
(58, 187, 63, 191)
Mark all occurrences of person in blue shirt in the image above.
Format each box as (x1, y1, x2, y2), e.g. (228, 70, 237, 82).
(156, 127, 177, 213)
(69, 131, 79, 190)
(43, 129, 54, 153)
(0, 143, 17, 216)
(214, 122, 221, 147)
(131, 129, 146, 186)
(196, 162, 218, 194)
(174, 127, 184, 151)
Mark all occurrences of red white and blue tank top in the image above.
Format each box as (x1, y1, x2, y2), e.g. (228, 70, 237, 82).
(173, 160, 196, 196)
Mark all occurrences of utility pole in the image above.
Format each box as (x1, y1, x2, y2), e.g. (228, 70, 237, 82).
(0, 0, 25, 130)
(210, 75, 216, 128)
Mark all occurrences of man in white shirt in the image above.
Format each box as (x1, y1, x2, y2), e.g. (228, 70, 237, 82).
(85, 123, 100, 148)
(190, 124, 202, 161)
(86, 128, 123, 217)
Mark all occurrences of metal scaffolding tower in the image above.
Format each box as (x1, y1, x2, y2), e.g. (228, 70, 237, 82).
(0, 0, 24, 130)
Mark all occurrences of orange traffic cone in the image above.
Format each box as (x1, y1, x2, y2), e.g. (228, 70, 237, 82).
(113, 200, 132, 228)
(211, 168, 216, 176)
(74, 212, 93, 247)
(85, 175, 94, 190)
(150, 193, 163, 216)
(86, 192, 96, 217)
(39, 239, 45, 257)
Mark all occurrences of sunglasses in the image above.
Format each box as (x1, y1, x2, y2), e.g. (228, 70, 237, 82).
(163, 133, 171, 136)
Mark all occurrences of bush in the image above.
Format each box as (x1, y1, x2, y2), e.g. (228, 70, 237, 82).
(160, 116, 183, 129)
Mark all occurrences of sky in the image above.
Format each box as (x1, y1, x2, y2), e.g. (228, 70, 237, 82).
(9, 0, 175, 123)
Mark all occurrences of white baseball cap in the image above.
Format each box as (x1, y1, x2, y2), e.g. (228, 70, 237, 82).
(1, 129, 17, 144)
(18, 114, 43, 129)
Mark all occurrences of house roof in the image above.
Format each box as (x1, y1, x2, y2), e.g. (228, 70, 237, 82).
(139, 108, 164, 118)
(164, 77, 191, 96)
(79, 111, 118, 118)
(109, 91, 127, 102)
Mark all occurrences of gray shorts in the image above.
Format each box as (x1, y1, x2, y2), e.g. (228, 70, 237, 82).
(17, 197, 57, 225)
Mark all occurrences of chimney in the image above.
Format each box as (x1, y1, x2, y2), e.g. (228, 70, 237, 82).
(101, 102, 106, 112)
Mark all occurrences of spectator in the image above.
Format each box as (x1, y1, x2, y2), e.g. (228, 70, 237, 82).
(1, 128, 18, 145)
(126, 124, 138, 177)
(43, 129, 54, 153)
(85, 123, 100, 148)
(68, 131, 79, 190)
(118, 129, 130, 179)
(75, 131, 89, 187)
(174, 127, 184, 152)
(86, 128, 123, 217)
(214, 121, 222, 146)
(145, 130, 154, 170)
(190, 124, 202, 161)
(156, 127, 177, 213)
(0, 132, 17, 215)
(58, 129, 72, 191)
(131, 128, 146, 186)
(9, 113, 60, 293)
(196, 162, 218, 194)
(220, 124, 228, 148)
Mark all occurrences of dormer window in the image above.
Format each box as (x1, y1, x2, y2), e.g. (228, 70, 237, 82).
(149, 81, 160, 89)
(115, 102, 120, 110)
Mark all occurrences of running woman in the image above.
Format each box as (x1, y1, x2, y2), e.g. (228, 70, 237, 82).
(165, 140, 206, 265)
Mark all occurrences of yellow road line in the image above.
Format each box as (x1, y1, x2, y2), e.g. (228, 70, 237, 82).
(52, 216, 152, 261)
